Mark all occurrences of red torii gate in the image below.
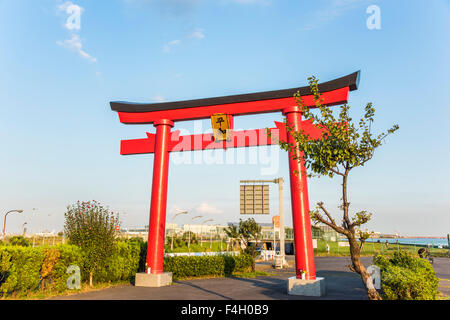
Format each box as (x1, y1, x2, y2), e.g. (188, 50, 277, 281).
(110, 71, 360, 281)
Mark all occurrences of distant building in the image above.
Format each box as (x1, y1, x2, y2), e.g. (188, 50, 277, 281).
(311, 225, 339, 242)
(119, 222, 340, 242)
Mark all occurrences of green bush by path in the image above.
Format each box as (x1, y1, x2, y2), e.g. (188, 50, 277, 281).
(164, 240, 228, 253)
(0, 240, 141, 297)
(163, 254, 253, 280)
(374, 250, 439, 300)
(40, 245, 83, 292)
(95, 240, 141, 283)
(8, 236, 31, 247)
(0, 246, 45, 295)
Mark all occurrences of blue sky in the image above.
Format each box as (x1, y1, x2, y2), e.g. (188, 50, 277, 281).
(0, 0, 449, 236)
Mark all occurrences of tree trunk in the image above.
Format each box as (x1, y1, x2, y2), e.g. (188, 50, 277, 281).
(348, 236, 381, 300)
(89, 272, 93, 287)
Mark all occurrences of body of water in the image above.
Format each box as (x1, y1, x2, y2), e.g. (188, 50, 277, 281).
(365, 237, 449, 248)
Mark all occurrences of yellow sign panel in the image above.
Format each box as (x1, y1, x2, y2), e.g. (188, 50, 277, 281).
(211, 113, 231, 142)
(240, 185, 270, 214)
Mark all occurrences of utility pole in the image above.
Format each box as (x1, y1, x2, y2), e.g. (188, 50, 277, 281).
(240, 178, 286, 267)
(276, 178, 286, 266)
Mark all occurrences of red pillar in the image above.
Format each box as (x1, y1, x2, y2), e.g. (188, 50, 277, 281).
(283, 107, 316, 280)
(146, 119, 174, 274)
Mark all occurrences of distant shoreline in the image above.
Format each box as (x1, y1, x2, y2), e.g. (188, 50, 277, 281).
(365, 237, 449, 248)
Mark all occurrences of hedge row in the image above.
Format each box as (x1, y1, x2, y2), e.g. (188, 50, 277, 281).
(0, 239, 141, 296)
(0, 240, 254, 296)
(374, 250, 439, 300)
(163, 254, 253, 280)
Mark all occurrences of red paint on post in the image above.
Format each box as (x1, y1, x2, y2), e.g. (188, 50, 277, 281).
(284, 107, 317, 280)
(146, 119, 174, 274)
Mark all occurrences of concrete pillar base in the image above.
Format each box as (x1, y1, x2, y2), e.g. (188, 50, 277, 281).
(135, 272, 172, 287)
(287, 276, 326, 297)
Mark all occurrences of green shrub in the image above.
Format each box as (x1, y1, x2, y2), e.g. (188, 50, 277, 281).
(8, 236, 31, 247)
(0, 246, 45, 295)
(164, 254, 253, 280)
(42, 245, 83, 292)
(374, 250, 439, 300)
(64, 200, 117, 286)
(128, 238, 147, 272)
(0, 241, 141, 296)
(95, 240, 141, 283)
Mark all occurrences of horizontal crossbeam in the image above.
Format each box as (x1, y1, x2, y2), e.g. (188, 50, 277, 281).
(120, 120, 323, 155)
(111, 71, 359, 124)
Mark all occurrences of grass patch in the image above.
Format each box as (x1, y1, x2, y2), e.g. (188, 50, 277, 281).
(313, 240, 449, 257)
(437, 292, 450, 300)
(0, 281, 130, 300)
(172, 271, 273, 281)
(233, 271, 273, 278)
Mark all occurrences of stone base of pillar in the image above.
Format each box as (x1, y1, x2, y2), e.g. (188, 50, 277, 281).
(287, 277, 326, 297)
(135, 272, 172, 287)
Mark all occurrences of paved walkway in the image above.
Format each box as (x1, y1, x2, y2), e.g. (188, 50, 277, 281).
(52, 257, 369, 300)
(51, 256, 450, 300)
(433, 258, 450, 297)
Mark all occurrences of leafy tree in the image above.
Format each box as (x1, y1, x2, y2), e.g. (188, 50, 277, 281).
(182, 231, 198, 245)
(238, 218, 261, 271)
(64, 200, 117, 286)
(278, 76, 399, 300)
(224, 224, 240, 251)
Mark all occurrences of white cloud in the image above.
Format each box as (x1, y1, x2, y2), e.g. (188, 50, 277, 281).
(163, 28, 204, 53)
(163, 39, 181, 53)
(56, 1, 97, 63)
(152, 96, 166, 102)
(189, 28, 205, 39)
(57, 34, 97, 62)
(195, 202, 223, 215)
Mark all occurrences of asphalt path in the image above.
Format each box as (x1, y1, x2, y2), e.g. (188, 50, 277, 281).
(51, 256, 450, 300)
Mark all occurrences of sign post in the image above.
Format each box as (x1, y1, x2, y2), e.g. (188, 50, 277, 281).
(240, 178, 286, 267)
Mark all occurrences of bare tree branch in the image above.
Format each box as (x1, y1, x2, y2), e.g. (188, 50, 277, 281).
(329, 167, 345, 176)
(314, 204, 349, 236)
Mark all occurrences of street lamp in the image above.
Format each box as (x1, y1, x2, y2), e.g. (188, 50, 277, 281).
(188, 215, 203, 253)
(171, 210, 188, 250)
(22, 222, 28, 236)
(200, 218, 213, 247)
(2, 209, 24, 240)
